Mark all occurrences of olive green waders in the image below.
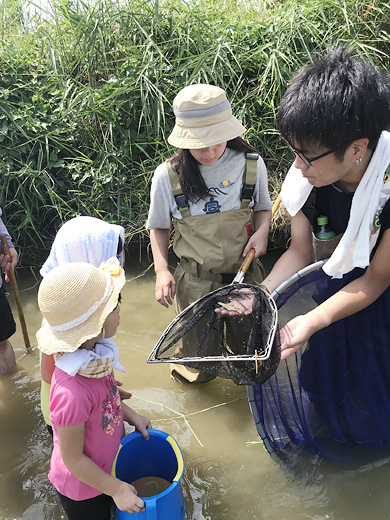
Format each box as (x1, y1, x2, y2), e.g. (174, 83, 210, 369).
(167, 155, 264, 383)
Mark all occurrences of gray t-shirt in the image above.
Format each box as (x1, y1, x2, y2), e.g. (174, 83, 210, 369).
(146, 147, 272, 229)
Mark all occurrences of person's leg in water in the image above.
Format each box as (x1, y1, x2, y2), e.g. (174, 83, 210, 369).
(0, 339, 16, 374)
(0, 286, 16, 374)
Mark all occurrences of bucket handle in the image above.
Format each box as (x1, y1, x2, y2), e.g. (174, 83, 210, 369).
(145, 497, 158, 520)
(166, 435, 184, 481)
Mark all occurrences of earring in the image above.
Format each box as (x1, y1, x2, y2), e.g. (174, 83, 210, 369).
(102, 326, 105, 339)
(356, 157, 362, 165)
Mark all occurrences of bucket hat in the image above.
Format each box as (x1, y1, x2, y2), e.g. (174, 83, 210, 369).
(168, 84, 246, 149)
(36, 257, 125, 355)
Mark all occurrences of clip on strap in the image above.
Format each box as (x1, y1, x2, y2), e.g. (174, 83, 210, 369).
(241, 152, 258, 209)
(167, 161, 191, 218)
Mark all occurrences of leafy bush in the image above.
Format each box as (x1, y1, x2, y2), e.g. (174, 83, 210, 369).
(0, 0, 389, 264)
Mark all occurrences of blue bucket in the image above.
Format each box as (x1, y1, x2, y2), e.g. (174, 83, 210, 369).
(112, 429, 185, 520)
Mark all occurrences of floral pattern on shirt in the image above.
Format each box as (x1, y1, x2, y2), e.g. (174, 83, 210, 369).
(101, 375, 122, 435)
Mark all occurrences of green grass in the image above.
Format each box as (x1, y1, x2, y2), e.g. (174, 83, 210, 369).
(0, 0, 389, 264)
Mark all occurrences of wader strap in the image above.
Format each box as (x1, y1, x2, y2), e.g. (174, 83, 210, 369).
(240, 152, 258, 209)
(167, 161, 191, 218)
(180, 258, 235, 284)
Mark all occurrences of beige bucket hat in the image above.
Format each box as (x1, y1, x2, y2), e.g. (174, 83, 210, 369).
(36, 258, 125, 355)
(168, 84, 246, 149)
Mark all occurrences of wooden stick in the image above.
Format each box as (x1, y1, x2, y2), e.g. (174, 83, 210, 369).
(0, 234, 31, 351)
(234, 193, 282, 283)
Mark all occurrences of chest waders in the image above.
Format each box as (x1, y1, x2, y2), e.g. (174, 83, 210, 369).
(167, 154, 264, 383)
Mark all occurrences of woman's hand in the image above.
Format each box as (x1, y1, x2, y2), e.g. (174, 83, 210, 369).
(243, 209, 271, 259)
(113, 481, 145, 513)
(149, 228, 175, 307)
(0, 247, 17, 282)
(243, 231, 268, 259)
(155, 270, 176, 308)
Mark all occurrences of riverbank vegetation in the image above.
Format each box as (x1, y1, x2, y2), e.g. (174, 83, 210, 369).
(0, 0, 389, 265)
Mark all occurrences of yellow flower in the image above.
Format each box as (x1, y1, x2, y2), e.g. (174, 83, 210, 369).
(100, 257, 123, 278)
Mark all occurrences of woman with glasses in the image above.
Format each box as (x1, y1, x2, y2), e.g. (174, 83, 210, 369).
(254, 45, 390, 459)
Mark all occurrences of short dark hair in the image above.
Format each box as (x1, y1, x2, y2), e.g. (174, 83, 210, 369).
(169, 137, 258, 202)
(276, 45, 390, 159)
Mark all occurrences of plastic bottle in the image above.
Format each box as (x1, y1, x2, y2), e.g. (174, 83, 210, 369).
(315, 215, 336, 240)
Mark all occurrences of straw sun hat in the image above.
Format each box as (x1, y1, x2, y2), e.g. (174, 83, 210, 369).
(36, 258, 125, 355)
(168, 84, 246, 149)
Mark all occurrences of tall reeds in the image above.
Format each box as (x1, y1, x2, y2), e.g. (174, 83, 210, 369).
(0, 0, 389, 263)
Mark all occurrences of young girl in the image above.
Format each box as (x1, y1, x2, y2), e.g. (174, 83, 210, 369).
(36, 258, 151, 519)
(39, 216, 129, 434)
(146, 84, 272, 382)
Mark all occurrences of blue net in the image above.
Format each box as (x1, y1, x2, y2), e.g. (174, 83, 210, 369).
(248, 262, 390, 462)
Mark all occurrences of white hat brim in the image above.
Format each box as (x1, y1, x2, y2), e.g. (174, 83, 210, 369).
(36, 271, 125, 355)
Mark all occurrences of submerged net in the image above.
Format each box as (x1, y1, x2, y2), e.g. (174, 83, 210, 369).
(148, 283, 280, 385)
(248, 261, 390, 462)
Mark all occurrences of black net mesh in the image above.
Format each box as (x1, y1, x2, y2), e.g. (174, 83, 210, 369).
(148, 283, 280, 385)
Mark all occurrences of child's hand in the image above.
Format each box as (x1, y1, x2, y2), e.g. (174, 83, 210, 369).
(122, 403, 152, 440)
(132, 414, 152, 440)
(113, 481, 145, 513)
(115, 380, 132, 401)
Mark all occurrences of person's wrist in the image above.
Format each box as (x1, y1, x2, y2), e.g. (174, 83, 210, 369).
(155, 265, 170, 275)
(308, 307, 332, 332)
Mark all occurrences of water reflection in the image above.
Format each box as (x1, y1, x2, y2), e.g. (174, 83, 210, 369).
(1, 253, 390, 519)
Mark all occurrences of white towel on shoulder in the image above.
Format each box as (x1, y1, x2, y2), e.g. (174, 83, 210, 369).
(40, 216, 125, 276)
(55, 337, 126, 376)
(280, 131, 390, 279)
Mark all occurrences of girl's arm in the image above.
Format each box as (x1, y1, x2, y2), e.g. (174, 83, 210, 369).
(122, 402, 151, 439)
(280, 227, 390, 359)
(243, 209, 272, 258)
(57, 424, 145, 513)
(41, 353, 56, 384)
(149, 228, 176, 308)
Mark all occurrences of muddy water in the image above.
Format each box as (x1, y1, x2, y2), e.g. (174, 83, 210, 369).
(1, 251, 390, 520)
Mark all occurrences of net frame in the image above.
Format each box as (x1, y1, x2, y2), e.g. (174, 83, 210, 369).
(147, 282, 279, 365)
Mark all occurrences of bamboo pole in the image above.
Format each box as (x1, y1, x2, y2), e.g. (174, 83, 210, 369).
(0, 234, 31, 351)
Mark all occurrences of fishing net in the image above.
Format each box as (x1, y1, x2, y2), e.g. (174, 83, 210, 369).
(248, 261, 390, 462)
(147, 283, 280, 385)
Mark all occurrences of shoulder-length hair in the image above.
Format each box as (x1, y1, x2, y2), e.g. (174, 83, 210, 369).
(168, 137, 258, 202)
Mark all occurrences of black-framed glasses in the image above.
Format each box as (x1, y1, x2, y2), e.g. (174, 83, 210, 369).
(282, 138, 335, 167)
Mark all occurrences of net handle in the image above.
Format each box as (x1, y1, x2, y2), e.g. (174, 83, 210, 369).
(233, 195, 281, 284)
(237, 248, 255, 276)
(233, 249, 255, 284)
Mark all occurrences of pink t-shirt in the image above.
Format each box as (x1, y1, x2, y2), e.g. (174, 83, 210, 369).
(49, 367, 123, 500)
